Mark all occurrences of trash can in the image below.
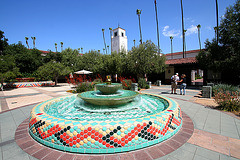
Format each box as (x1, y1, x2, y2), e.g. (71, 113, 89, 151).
(202, 86, 212, 98)
(131, 83, 138, 91)
(147, 81, 152, 88)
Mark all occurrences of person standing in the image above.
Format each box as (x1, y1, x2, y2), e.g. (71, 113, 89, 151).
(171, 73, 179, 94)
(178, 74, 187, 95)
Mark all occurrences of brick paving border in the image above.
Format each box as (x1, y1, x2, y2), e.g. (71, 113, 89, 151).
(15, 112, 194, 160)
(188, 129, 240, 159)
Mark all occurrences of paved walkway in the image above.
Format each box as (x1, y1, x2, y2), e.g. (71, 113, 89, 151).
(0, 84, 240, 160)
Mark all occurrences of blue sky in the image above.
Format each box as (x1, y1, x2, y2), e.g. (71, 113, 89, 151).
(0, 0, 236, 54)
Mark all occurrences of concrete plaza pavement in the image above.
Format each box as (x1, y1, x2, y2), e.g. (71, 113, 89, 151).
(0, 84, 240, 160)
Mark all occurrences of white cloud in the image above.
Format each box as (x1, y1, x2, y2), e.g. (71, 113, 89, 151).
(185, 17, 195, 23)
(162, 25, 180, 37)
(185, 25, 198, 36)
(206, 26, 212, 30)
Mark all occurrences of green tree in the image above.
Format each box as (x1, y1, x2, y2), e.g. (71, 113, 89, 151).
(104, 51, 127, 76)
(80, 50, 105, 74)
(136, 9, 143, 44)
(0, 55, 20, 90)
(219, 0, 240, 53)
(37, 61, 71, 86)
(43, 50, 62, 63)
(0, 30, 8, 54)
(61, 48, 82, 71)
(127, 40, 166, 79)
(3, 43, 42, 74)
(196, 0, 240, 84)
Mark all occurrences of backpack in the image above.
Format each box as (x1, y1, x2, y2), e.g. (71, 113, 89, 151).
(171, 75, 176, 83)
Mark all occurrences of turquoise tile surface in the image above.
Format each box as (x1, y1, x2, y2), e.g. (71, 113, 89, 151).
(92, 149, 100, 153)
(99, 149, 107, 154)
(81, 122, 89, 126)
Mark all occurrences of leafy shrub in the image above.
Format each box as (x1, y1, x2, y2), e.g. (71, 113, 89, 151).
(93, 78, 103, 84)
(118, 77, 135, 90)
(213, 84, 240, 96)
(214, 89, 240, 111)
(146, 84, 150, 89)
(76, 82, 94, 93)
(138, 78, 148, 89)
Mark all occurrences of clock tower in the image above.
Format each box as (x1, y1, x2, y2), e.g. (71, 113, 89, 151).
(111, 27, 128, 53)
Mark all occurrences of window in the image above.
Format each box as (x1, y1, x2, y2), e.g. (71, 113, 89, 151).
(122, 32, 124, 37)
(114, 32, 117, 37)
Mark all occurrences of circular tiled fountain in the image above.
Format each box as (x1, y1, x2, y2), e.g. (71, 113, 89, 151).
(28, 83, 182, 154)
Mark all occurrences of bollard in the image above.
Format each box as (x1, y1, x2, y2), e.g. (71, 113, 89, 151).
(147, 81, 152, 88)
(202, 86, 212, 98)
(131, 83, 138, 91)
(156, 80, 161, 86)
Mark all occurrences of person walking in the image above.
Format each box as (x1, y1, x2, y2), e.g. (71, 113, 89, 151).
(178, 74, 187, 95)
(171, 73, 179, 94)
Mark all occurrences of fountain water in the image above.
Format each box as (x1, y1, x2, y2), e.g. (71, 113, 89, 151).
(29, 77, 182, 154)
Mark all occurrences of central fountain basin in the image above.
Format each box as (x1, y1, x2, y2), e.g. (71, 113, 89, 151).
(96, 83, 122, 95)
(78, 90, 139, 106)
(29, 93, 182, 154)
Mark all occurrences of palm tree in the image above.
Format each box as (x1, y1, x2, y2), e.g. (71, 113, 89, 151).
(215, 0, 219, 44)
(103, 48, 106, 54)
(107, 45, 109, 54)
(180, 0, 185, 58)
(102, 29, 107, 54)
(170, 36, 173, 59)
(154, 0, 160, 54)
(109, 28, 112, 53)
(133, 39, 136, 47)
(31, 37, 36, 48)
(136, 9, 143, 44)
(184, 29, 187, 57)
(55, 43, 57, 52)
(25, 37, 29, 49)
(81, 47, 83, 54)
(197, 24, 201, 50)
(60, 42, 63, 51)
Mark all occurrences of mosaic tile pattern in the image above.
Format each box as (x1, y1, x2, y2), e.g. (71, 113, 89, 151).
(4, 82, 54, 88)
(28, 93, 182, 153)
